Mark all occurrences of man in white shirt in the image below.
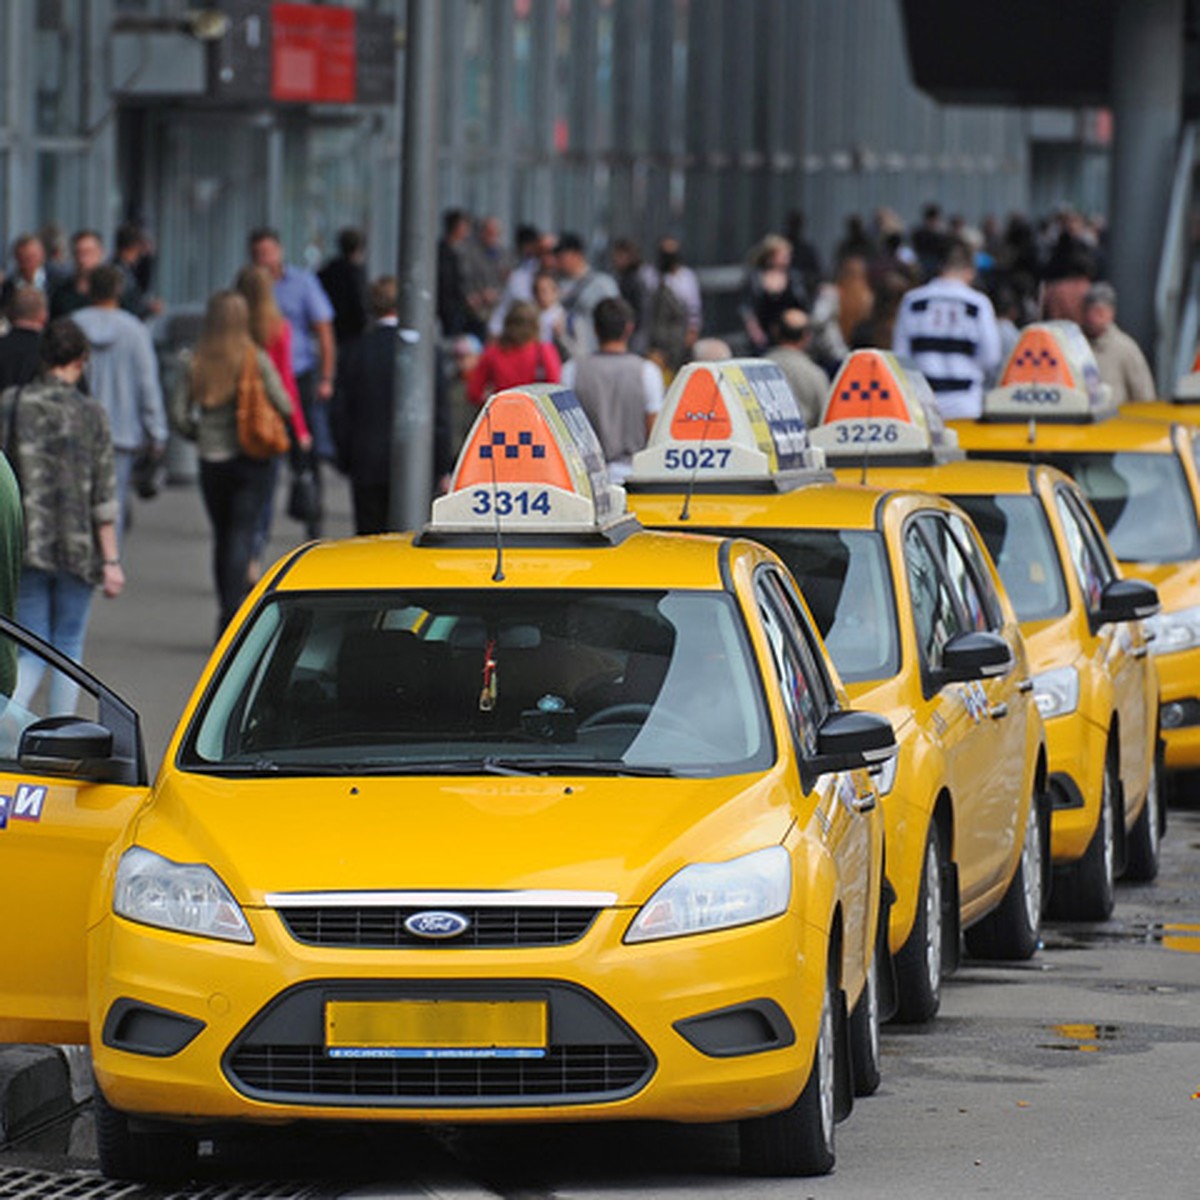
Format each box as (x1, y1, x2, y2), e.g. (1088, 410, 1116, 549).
(892, 238, 1001, 420)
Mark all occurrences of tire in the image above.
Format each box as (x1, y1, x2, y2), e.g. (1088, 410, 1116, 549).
(848, 936, 882, 1096)
(740, 964, 836, 1176)
(1051, 752, 1117, 921)
(1124, 756, 1161, 882)
(964, 790, 1043, 961)
(892, 823, 944, 1023)
(94, 1082, 195, 1184)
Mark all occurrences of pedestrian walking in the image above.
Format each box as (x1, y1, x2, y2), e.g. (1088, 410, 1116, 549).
(174, 291, 295, 634)
(766, 309, 831, 428)
(0, 318, 123, 711)
(0, 234, 48, 318)
(0, 286, 47, 390)
(1081, 282, 1156, 405)
(248, 227, 335, 537)
(317, 227, 370, 349)
(555, 232, 620, 360)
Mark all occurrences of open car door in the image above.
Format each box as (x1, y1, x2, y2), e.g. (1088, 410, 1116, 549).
(0, 615, 149, 1044)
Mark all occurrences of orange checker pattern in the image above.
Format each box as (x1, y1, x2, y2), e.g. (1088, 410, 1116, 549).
(1000, 328, 1079, 388)
(453, 393, 574, 490)
(824, 351, 913, 423)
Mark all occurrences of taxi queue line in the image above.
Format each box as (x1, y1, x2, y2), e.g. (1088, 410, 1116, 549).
(0, 318, 1186, 1185)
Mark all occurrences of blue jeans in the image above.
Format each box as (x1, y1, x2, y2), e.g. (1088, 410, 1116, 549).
(14, 568, 94, 713)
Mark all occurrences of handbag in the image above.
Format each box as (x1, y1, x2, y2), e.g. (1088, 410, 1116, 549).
(287, 459, 321, 525)
(131, 443, 167, 499)
(236, 346, 290, 459)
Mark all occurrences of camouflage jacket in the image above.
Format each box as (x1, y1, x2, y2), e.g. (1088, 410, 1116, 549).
(0, 376, 117, 585)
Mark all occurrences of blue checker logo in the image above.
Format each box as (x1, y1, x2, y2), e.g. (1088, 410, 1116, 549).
(479, 430, 547, 461)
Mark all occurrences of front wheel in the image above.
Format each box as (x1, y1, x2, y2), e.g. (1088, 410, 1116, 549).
(1124, 757, 1161, 882)
(964, 789, 1042, 961)
(740, 966, 836, 1176)
(94, 1082, 195, 1184)
(892, 823, 944, 1023)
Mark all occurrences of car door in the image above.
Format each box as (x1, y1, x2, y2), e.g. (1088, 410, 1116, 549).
(0, 616, 149, 1044)
(1055, 485, 1153, 808)
(909, 513, 1024, 899)
(753, 567, 875, 977)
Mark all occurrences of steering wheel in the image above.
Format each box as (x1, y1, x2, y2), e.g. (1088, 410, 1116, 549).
(578, 703, 653, 730)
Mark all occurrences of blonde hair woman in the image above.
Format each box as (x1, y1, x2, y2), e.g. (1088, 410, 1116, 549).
(467, 300, 561, 405)
(177, 291, 294, 633)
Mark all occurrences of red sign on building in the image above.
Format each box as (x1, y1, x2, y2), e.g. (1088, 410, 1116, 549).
(271, 3, 356, 104)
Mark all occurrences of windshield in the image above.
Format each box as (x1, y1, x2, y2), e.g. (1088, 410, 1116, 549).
(739, 529, 900, 684)
(949, 494, 1068, 622)
(181, 589, 773, 777)
(1040, 452, 1200, 563)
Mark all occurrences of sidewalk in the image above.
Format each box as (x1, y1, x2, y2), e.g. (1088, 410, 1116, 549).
(0, 465, 357, 1147)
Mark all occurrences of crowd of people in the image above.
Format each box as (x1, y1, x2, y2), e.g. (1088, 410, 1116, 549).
(0, 199, 1161, 678)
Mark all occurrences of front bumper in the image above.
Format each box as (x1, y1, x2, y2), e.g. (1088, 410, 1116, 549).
(1043, 710, 1107, 866)
(89, 904, 827, 1126)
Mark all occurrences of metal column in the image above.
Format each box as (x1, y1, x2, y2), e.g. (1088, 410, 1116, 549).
(1108, 0, 1183, 359)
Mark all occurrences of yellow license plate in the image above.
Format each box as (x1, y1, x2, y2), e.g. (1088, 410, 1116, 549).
(324, 999, 547, 1059)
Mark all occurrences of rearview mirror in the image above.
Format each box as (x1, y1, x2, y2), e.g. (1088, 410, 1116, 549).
(1094, 578, 1159, 628)
(18, 716, 123, 782)
(936, 630, 1013, 684)
(810, 709, 896, 778)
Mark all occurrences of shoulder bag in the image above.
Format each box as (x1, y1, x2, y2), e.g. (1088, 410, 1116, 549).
(236, 346, 290, 459)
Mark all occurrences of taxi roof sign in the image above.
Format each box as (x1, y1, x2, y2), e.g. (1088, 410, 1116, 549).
(808, 349, 962, 462)
(429, 386, 629, 534)
(983, 321, 1114, 421)
(628, 358, 826, 486)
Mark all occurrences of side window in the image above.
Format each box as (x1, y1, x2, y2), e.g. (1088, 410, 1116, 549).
(920, 514, 993, 633)
(946, 513, 1006, 629)
(1054, 489, 1113, 611)
(904, 522, 968, 673)
(755, 573, 824, 759)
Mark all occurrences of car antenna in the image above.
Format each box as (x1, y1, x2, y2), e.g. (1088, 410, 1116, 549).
(678, 375, 721, 522)
(1027, 416, 1037, 445)
(860, 389, 873, 486)
(484, 406, 505, 582)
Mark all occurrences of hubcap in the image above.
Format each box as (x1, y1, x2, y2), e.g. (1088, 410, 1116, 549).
(1101, 767, 1116, 891)
(924, 838, 943, 996)
(1146, 764, 1160, 857)
(817, 985, 835, 1143)
(1021, 799, 1042, 930)
(865, 953, 880, 1066)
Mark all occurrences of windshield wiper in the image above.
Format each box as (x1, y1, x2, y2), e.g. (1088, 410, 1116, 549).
(198, 756, 675, 778)
(480, 757, 678, 777)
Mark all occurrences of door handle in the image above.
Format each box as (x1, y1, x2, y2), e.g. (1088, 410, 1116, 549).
(1132, 645, 1149, 659)
(989, 703, 1009, 720)
(1017, 679, 1034, 693)
(850, 791, 877, 813)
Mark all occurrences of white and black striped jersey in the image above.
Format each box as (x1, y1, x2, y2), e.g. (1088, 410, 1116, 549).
(892, 277, 1001, 419)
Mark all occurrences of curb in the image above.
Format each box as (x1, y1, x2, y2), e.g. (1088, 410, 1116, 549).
(0, 1045, 73, 1147)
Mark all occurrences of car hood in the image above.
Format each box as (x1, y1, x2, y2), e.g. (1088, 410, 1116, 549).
(1126, 559, 1200, 614)
(134, 767, 796, 907)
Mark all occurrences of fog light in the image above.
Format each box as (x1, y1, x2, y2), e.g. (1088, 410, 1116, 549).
(1161, 702, 1186, 730)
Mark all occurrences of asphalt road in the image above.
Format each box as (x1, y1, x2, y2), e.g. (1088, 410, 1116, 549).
(0, 472, 1197, 1199)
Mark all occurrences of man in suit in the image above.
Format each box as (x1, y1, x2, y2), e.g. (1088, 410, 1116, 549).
(318, 227, 369, 350)
(331, 277, 400, 534)
(0, 286, 48, 390)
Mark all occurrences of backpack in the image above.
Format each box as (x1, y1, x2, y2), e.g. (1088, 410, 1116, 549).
(646, 280, 690, 370)
(236, 347, 290, 459)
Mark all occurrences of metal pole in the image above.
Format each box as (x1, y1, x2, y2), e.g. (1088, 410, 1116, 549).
(392, 0, 442, 531)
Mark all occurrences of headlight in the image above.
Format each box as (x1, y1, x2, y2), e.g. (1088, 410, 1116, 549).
(1143, 605, 1200, 656)
(624, 846, 790, 944)
(1032, 665, 1080, 719)
(113, 847, 254, 944)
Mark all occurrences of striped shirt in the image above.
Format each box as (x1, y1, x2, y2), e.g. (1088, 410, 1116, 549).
(892, 277, 1001, 419)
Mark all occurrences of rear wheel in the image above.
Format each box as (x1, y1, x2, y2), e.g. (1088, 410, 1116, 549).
(848, 937, 882, 1096)
(893, 823, 944, 1023)
(94, 1082, 194, 1184)
(1124, 758, 1161, 882)
(1052, 753, 1117, 921)
(740, 964, 836, 1176)
(965, 790, 1042, 961)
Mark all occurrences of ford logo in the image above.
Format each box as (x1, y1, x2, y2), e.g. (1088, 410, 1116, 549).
(404, 910, 471, 939)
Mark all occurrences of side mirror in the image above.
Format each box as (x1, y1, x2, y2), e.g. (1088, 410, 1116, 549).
(19, 716, 123, 782)
(936, 630, 1013, 684)
(810, 709, 896, 777)
(1094, 578, 1160, 627)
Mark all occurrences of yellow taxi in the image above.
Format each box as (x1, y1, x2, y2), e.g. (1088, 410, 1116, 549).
(809, 349, 1162, 917)
(627, 358, 1048, 1027)
(0, 386, 893, 1182)
(951, 322, 1200, 797)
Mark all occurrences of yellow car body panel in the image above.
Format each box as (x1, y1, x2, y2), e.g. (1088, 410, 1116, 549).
(3, 529, 885, 1130)
(630, 486, 1043, 957)
(951, 415, 1200, 768)
(837, 459, 1158, 868)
